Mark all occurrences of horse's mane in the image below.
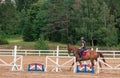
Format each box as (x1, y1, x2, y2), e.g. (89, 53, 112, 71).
(68, 45, 79, 52)
(69, 45, 77, 49)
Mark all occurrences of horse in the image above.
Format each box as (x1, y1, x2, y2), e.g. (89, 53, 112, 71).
(68, 45, 106, 68)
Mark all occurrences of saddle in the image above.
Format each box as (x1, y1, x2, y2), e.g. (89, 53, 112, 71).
(82, 50, 87, 56)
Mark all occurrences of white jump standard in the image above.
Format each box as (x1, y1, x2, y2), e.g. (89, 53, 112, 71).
(97, 57, 120, 73)
(45, 46, 76, 72)
(0, 45, 23, 71)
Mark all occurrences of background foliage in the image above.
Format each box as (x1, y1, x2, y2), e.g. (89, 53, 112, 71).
(0, 0, 120, 47)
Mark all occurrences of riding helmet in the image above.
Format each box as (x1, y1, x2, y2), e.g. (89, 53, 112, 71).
(81, 37, 84, 40)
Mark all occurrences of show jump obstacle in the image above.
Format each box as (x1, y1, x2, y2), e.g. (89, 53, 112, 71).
(76, 61, 94, 73)
(28, 63, 44, 72)
(0, 45, 23, 71)
(45, 46, 76, 72)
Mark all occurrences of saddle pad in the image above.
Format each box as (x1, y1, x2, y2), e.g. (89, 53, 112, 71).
(82, 50, 87, 56)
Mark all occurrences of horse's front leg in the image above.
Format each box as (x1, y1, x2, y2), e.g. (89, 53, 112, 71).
(70, 62, 74, 71)
(70, 58, 81, 71)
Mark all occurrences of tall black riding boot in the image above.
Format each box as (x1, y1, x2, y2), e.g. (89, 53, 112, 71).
(79, 52, 82, 60)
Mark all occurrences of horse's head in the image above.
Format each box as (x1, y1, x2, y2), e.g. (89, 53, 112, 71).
(68, 45, 72, 56)
(68, 45, 77, 56)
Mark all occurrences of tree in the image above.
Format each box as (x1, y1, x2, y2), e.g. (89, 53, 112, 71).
(39, 0, 71, 43)
(25, 0, 75, 43)
(16, 0, 39, 12)
(20, 0, 118, 46)
(99, 2, 118, 46)
(0, 0, 20, 35)
(71, 0, 117, 46)
(22, 0, 45, 41)
(22, 24, 34, 41)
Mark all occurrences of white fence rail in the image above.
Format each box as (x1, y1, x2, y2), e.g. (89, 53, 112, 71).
(0, 49, 120, 57)
(97, 50, 120, 58)
(0, 49, 68, 56)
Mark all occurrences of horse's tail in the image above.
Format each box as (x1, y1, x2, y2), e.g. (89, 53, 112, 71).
(99, 52, 106, 63)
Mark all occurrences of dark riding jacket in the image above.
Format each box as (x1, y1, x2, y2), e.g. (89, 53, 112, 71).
(79, 40, 86, 55)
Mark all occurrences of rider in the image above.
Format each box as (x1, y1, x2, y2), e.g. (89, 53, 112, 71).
(78, 37, 86, 60)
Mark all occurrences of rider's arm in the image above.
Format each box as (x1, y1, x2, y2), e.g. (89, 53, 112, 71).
(79, 42, 84, 49)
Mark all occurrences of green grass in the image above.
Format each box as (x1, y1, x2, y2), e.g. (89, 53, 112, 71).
(5, 36, 35, 49)
(6, 36, 119, 50)
(6, 36, 67, 49)
(46, 41, 67, 49)
(7, 37, 35, 46)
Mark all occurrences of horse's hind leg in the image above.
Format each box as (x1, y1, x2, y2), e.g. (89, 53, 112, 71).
(90, 59, 94, 68)
(95, 58, 102, 68)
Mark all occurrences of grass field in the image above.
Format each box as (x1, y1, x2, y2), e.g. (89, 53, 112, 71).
(5, 36, 67, 49)
(3, 36, 120, 50)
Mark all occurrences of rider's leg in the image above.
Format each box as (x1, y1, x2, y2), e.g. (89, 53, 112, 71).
(79, 49, 84, 59)
(78, 49, 82, 57)
(79, 49, 82, 59)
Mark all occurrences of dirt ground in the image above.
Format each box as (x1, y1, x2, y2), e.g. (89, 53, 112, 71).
(0, 56, 120, 78)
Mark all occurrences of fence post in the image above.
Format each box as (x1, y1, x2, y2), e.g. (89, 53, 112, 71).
(56, 46, 59, 72)
(25, 51, 27, 56)
(39, 51, 41, 56)
(96, 48, 98, 52)
(12, 50, 14, 55)
(91, 48, 93, 50)
(113, 51, 115, 58)
(53, 51, 55, 56)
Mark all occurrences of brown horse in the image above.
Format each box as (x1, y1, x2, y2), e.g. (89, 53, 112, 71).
(68, 45, 106, 68)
